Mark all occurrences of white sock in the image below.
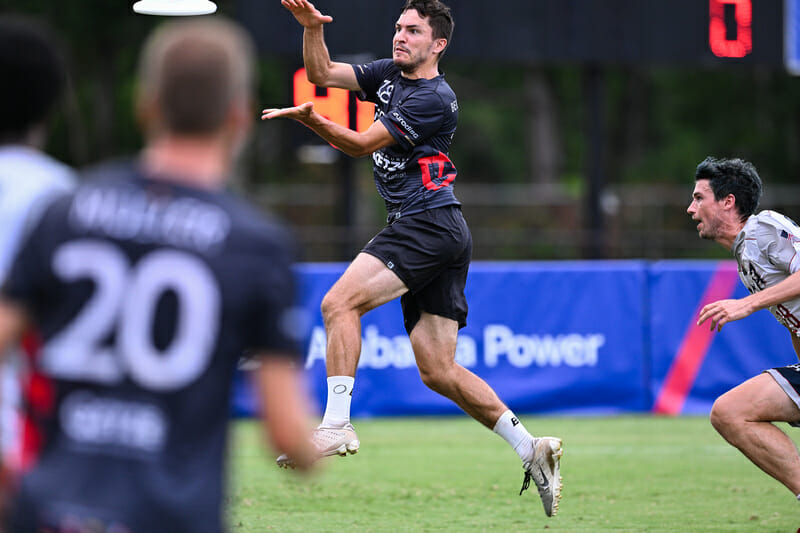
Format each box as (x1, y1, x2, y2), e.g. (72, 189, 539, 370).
(493, 409, 534, 461)
(320, 376, 354, 428)
(796, 493, 800, 502)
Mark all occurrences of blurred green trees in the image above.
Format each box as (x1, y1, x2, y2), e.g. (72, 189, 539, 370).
(3, 2, 799, 259)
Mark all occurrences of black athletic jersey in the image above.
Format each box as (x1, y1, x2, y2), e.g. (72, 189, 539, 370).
(353, 58, 461, 218)
(1, 161, 302, 533)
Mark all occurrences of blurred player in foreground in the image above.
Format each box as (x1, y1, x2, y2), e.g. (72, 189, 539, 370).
(688, 156, 800, 502)
(0, 14, 76, 488)
(0, 17, 317, 532)
(262, 0, 562, 517)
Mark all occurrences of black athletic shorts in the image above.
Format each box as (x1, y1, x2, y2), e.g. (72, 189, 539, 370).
(765, 365, 800, 427)
(362, 205, 471, 335)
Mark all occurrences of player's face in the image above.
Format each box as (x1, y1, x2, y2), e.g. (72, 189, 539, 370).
(393, 9, 440, 73)
(687, 179, 725, 240)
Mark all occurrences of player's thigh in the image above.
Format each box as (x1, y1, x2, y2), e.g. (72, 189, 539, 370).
(719, 371, 800, 423)
(365, 206, 470, 293)
(323, 252, 408, 316)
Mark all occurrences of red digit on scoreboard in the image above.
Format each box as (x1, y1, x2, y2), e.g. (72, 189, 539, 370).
(292, 68, 349, 127)
(708, 0, 753, 58)
(292, 68, 375, 133)
(355, 99, 376, 134)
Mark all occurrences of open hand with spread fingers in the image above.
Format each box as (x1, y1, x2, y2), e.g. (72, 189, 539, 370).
(281, 0, 333, 28)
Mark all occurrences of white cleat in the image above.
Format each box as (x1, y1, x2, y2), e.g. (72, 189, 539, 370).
(277, 424, 360, 469)
(520, 436, 563, 517)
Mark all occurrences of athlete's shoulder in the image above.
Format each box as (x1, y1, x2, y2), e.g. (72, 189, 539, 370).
(412, 75, 458, 118)
(359, 58, 396, 73)
(71, 160, 294, 257)
(353, 58, 397, 81)
(746, 210, 800, 239)
(0, 146, 76, 187)
(754, 209, 800, 231)
(224, 193, 295, 250)
(432, 74, 456, 97)
(740, 210, 800, 264)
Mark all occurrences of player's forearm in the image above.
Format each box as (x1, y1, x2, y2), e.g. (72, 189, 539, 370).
(746, 270, 800, 312)
(302, 26, 334, 86)
(301, 111, 372, 158)
(256, 358, 318, 471)
(0, 300, 27, 354)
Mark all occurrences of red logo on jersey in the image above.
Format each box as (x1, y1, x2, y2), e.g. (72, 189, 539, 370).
(419, 152, 456, 191)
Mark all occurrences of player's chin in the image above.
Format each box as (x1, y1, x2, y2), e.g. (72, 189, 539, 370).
(697, 229, 714, 241)
(392, 54, 406, 66)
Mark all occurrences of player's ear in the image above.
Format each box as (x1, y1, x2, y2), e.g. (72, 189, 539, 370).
(225, 98, 254, 155)
(433, 38, 447, 55)
(135, 86, 160, 138)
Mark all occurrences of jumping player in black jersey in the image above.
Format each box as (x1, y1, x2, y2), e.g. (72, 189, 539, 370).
(0, 17, 317, 532)
(262, 0, 563, 517)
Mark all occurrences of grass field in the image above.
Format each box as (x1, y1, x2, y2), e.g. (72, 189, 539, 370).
(227, 415, 800, 532)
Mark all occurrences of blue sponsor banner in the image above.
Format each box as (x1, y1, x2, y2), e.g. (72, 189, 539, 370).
(234, 261, 651, 418)
(649, 260, 794, 415)
(232, 260, 796, 419)
(457, 261, 651, 415)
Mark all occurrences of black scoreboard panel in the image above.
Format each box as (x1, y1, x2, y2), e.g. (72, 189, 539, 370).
(238, 0, 784, 67)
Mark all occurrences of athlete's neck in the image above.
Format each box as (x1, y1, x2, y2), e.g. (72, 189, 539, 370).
(140, 135, 231, 189)
(400, 62, 441, 81)
(719, 219, 747, 251)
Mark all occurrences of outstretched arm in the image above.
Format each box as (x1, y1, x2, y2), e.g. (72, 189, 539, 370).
(282, 0, 359, 90)
(698, 269, 800, 331)
(262, 102, 395, 158)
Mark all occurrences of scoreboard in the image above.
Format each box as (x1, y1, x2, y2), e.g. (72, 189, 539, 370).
(273, 0, 800, 134)
(240, 0, 800, 70)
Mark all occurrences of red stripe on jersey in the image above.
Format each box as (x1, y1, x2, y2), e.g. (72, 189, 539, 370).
(17, 330, 53, 472)
(652, 262, 740, 415)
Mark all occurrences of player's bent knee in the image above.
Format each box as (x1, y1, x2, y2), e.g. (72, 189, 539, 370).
(709, 399, 727, 432)
(710, 392, 743, 433)
(320, 293, 348, 323)
(417, 366, 448, 394)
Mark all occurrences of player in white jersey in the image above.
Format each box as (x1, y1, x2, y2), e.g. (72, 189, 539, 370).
(687, 156, 800, 503)
(0, 16, 76, 479)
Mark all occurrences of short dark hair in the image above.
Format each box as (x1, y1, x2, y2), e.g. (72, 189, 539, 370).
(0, 15, 66, 143)
(695, 157, 763, 222)
(402, 0, 454, 56)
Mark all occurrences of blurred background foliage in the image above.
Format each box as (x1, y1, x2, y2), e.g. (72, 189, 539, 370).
(2, 1, 800, 260)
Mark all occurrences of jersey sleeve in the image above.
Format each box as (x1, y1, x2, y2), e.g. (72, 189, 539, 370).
(758, 217, 800, 274)
(379, 89, 446, 150)
(0, 196, 63, 314)
(242, 230, 305, 362)
(352, 59, 394, 103)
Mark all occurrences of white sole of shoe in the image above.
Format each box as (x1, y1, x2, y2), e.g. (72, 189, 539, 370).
(276, 438, 360, 469)
(329, 439, 360, 457)
(542, 437, 563, 516)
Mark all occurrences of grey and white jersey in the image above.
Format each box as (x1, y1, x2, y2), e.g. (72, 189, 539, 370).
(732, 210, 800, 336)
